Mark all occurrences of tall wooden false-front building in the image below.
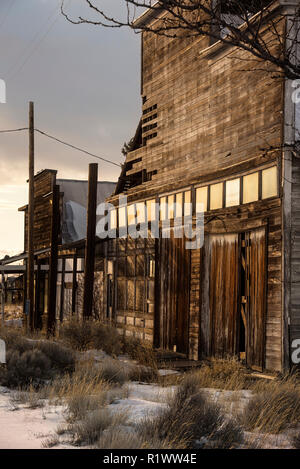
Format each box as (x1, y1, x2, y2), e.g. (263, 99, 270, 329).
(105, 1, 300, 372)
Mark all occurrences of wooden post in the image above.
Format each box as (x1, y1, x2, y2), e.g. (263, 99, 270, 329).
(1, 272, 5, 324)
(27, 101, 35, 331)
(34, 261, 41, 329)
(82, 163, 98, 319)
(47, 185, 60, 336)
(59, 258, 66, 323)
(71, 254, 77, 315)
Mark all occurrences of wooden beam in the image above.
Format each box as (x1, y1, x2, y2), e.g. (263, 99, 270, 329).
(27, 101, 35, 331)
(82, 163, 98, 319)
(71, 254, 77, 315)
(47, 185, 60, 335)
(59, 258, 65, 323)
(34, 261, 41, 329)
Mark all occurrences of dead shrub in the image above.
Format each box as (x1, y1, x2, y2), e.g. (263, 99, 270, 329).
(185, 358, 251, 391)
(0, 329, 75, 389)
(242, 385, 300, 434)
(127, 364, 158, 383)
(71, 409, 127, 445)
(91, 323, 122, 356)
(0, 349, 52, 388)
(98, 358, 128, 385)
(59, 320, 123, 356)
(59, 320, 94, 351)
(122, 336, 157, 369)
(96, 427, 144, 449)
(36, 341, 75, 373)
(138, 374, 243, 449)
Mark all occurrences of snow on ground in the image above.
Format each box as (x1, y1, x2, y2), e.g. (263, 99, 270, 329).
(0, 387, 71, 449)
(0, 383, 175, 449)
(107, 383, 175, 423)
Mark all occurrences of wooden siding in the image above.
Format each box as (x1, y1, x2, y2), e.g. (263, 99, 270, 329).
(24, 170, 57, 252)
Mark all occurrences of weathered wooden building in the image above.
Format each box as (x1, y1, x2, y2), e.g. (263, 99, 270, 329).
(103, 1, 300, 372)
(0, 170, 116, 327)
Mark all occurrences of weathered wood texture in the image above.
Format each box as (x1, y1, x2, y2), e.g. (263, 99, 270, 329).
(108, 17, 284, 205)
(290, 156, 300, 354)
(24, 170, 57, 252)
(106, 237, 156, 343)
(192, 198, 282, 371)
(157, 229, 190, 354)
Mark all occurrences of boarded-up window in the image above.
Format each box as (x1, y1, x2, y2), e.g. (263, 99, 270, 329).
(262, 166, 278, 199)
(210, 183, 223, 210)
(117, 280, 126, 309)
(196, 186, 208, 212)
(243, 172, 259, 204)
(226, 178, 240, 207)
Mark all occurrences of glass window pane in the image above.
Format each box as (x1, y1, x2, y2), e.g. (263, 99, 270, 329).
(226, 178, 240, 207)
(146, 199, 156, 221)
(160, 197, 167, 220)
(184, 191, 192, 216)
(119, 206, 126, 227)
(110, 209, 117, 229)
(175, 193, 183, 218)
(243, 172, 259, 204)
(168, 195, 175, 219)
(127, 204, 136, 225)
(136, 202, 145, 223)
(210, 183, 223, 210)
(262, 166, 278, 199)
(196, 186, 208, 212)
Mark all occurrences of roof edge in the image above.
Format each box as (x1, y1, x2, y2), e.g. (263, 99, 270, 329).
(133, 2, 163, 28)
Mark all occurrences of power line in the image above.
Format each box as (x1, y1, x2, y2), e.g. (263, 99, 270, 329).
(5, 0, 70, 80)
(0, 127, 28, 133)
(35, 128, 122, 168)
(0, 0, 17, 31)
(0, 126, 122, 168)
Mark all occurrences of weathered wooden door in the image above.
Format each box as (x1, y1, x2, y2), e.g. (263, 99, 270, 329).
(208, 234, 240, 357)
(245, 228, 267, 371)
(206, 228, 266, 369)
(157, 231, 190, 354)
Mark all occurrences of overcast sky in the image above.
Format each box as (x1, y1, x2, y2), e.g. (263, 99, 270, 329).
(0, 0, 141, 255)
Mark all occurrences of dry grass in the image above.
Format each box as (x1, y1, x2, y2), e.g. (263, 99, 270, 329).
(71, 409, 128, 446)
(138, 373, 243, 449)
(42, 435, 60, 448)
(59, 319, 122, 356)
(122, 336, 158, 369)
(241, 376, 300, 434)
(96, 427, 144, 449)
(182, 358, 252, 391)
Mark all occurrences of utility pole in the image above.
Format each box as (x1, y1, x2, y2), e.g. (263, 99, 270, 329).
(27, 101, 35, 331)
(82, 163, 98, 319)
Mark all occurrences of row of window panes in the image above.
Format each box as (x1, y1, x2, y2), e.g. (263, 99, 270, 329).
(195, 166, 278, 212)
(109, 166, 278, 227)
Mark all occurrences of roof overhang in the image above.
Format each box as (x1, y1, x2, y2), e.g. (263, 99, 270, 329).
(133, 2, 164, 28)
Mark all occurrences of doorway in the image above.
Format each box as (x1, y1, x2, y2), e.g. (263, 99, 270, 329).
(206, 227, 267, 369)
